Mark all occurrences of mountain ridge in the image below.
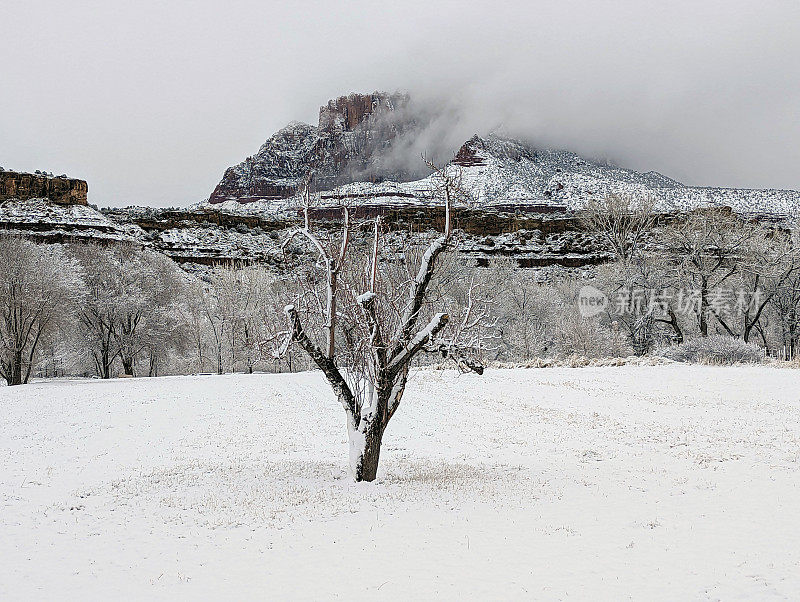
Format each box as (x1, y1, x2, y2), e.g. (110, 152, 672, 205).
(3, 92, 799, 272)
(206, 92, 800, 217)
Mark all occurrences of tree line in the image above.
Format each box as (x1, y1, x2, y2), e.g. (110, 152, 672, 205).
(3, 196, 800, 386)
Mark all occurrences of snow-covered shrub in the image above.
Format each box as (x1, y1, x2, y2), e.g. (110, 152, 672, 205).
(553, 317, 633, 359)
(659, 335, 764, 365)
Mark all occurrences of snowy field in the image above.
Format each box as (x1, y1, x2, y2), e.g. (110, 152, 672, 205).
(2, 366, 800, 600)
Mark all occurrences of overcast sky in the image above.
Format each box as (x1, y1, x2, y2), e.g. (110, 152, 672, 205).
(2, 0, 799, 207)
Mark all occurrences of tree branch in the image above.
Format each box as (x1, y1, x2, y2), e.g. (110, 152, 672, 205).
(387, 312, 449, 377)
(391, 235, 450, 360)
(357, 291, 385, 371)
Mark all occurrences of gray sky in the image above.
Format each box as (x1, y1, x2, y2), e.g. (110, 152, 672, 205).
(2, 0, 799, 207)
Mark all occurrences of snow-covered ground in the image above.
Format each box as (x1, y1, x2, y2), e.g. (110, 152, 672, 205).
(2, 366, 800, 600)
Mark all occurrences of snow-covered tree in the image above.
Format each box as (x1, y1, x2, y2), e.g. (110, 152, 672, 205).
(579, 194, 657, 263)
(659, 209, 800, 341)
(280, 164, 492, 481)
(71, 243, 186, 377)
(0, 235, 83, 385)
(197, 268, 238, 375)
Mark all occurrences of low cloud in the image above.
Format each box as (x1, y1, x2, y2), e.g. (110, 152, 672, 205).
(2, 1, 798, 205)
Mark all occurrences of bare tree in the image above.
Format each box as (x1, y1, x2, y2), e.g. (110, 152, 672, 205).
(661, 209, 760, 337)
(733, 228, 800, 343)
(579, 194, 657, 262)
(200, 275, 233, 375)
(201, 263, 293, 374)
(280, 163, 488, 481)
(0, 235, 83, 385)
(241, 267, 305, 373)
(597, 252, 685, 353)
(116, 251, 185, 376)
(71, 243, 187, 378)
(769, 269, 800, 359)
(578, 194, 686, 351)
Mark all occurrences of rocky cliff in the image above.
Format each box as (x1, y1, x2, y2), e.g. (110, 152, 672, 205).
(5, 91, 800, 273)
(208, 92, 418, 204)
(0, 170, 87, 205)
(208, 91, 800, 216)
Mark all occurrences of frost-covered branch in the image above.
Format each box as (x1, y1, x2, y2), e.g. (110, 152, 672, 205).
(282, 195, 350, 359)
(387, 312, 449, 377)
(393, 235, 450, 357)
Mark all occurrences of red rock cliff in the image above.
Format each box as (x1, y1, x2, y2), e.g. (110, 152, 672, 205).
(0, 171, 88, 205)
(318, 92, 407, 132)
(208, 92, 413, 204)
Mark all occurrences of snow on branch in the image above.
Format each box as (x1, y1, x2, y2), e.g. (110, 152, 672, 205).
(394, 235, 450, 353)
(356, 292, 377, 306)
(387, 312, 449, 376)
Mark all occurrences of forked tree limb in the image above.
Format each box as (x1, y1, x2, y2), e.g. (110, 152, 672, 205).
(357, 291, 386, 371)
(392, 235, 450, 359)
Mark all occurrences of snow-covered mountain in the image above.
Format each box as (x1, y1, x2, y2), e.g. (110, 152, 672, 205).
(444, 135, 800, 215)
(5, 92, 800, 271)
(207, 127, 800, 218)
(209, 92, 422, 204)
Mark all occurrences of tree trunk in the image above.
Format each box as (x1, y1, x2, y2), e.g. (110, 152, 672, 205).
(667, 307, 683, 343)
(349, 418, 385, 482)
(699, 279, 709, 336)
(122, 356, 134, 376)
(9, 349, 23, 386)
(97, 345, 113, 379)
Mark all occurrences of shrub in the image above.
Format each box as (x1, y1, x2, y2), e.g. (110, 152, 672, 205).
(658, 335, 764, 365)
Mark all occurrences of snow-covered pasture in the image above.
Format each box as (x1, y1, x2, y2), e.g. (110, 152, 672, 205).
(2, 366, 800, 599)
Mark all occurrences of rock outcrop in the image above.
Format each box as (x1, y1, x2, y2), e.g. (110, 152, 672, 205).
(0, 170, 87, 205)
(208, 92, 418, 204)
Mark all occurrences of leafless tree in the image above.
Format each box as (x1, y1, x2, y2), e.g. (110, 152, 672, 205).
(661, 208, 761, 337)
(71, 243, 186, 377)
(199, 273, 233, 375)
(769, 268, 800, 359)
(731, 228, 800, 343)
(579, 194, 657, 262)
(597, 252, 685, 353)
(204, 263, 296, 374)
(0, 235, 83, 385)
(280, 163, 490, 481)
(768, 221, 800, 358)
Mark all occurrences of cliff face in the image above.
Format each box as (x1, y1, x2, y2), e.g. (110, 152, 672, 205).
(0, 171, 87, 205)
(208, 92, 417, 204)
(318, 93, 399, 131)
